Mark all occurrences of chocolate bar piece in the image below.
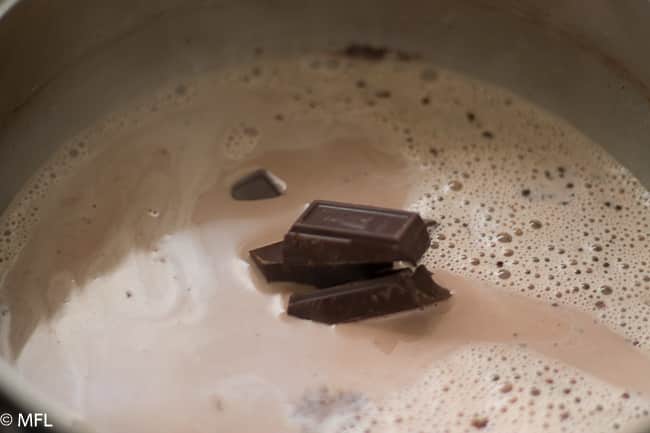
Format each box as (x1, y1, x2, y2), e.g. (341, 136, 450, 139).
(231, 169, 286, 201)
(287, 265, 450, 324)
(249, 241, 392, 288)
(283, 200, 430, 265)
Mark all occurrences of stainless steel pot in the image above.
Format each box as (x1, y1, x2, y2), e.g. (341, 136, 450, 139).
(0, 1, 649, 432)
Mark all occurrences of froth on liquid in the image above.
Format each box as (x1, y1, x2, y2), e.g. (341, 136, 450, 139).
(0, 52, 649, 433)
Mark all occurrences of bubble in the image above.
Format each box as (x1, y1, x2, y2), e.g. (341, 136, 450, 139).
(497, 233, 513, 243)
(375, 90, 391, 99)
(470, 417, 489, 429)
(447, 180, 463, 191)
(529, 220, 543, 230)
(497, 269, 511, 279)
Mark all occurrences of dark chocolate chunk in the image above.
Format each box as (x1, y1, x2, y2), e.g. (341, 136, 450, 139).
(287, 265, 450, 324)
(283, 200, 430, 265)
(230, 169, 286, 201)
(249, 241, 392, 288)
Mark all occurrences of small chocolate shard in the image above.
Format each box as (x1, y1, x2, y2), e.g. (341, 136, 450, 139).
(249, 241, 392, 288)
(283, 200, 430, 265)
(231, 169, 286, 201)
(287, 265, 450, 324)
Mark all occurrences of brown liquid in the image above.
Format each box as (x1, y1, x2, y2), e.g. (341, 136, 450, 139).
(0, 58, 649, 432)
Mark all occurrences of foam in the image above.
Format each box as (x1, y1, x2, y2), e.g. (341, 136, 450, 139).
(329, 345, 650, 433)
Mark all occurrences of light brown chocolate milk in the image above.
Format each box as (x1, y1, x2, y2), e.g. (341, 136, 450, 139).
(0, 55, 649, 433)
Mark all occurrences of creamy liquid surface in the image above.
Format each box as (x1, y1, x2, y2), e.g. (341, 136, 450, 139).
(0, 53, 649, 433)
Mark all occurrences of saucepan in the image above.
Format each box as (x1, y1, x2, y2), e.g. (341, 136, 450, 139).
(0, 0, 649, 432)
